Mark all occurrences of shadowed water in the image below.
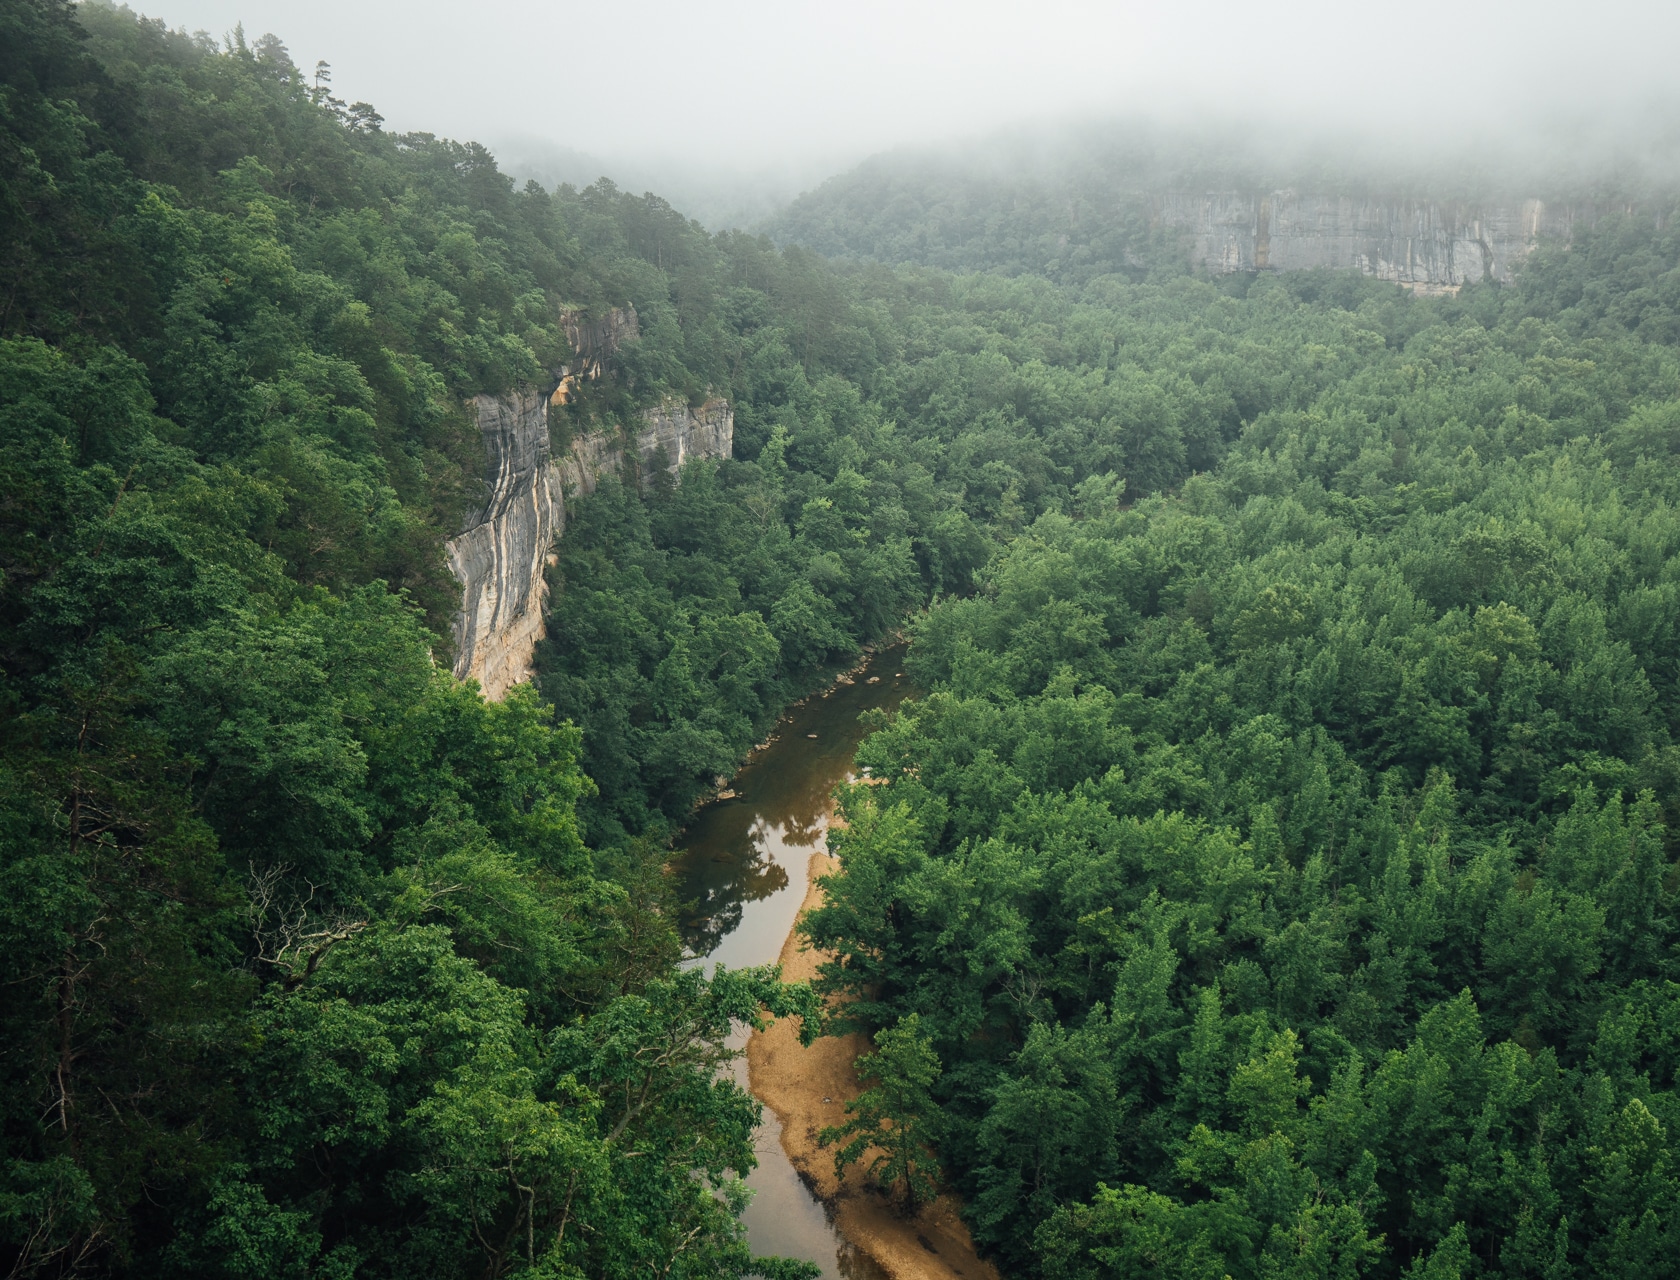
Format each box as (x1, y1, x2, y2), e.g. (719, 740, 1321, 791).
(671, 646, 913, 1280)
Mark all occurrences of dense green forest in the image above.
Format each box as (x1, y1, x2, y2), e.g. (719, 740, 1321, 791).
(802, 230, 1680, 1273)
(6, 0, 1680, 1277)
(0, 3, 842, 1276)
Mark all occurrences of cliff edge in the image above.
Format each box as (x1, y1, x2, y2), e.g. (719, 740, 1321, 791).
(445, 391, 562, 701)
(446, 393, 734, 699)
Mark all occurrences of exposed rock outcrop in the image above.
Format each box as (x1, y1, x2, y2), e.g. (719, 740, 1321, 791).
(633, 397, 734, 481)
(554, 396, 734, 499)
(446, 392, 734, 699)
(445, 391, 564, 700)
(1156, 193, 1589, 292)
(553, 305, 639, 404)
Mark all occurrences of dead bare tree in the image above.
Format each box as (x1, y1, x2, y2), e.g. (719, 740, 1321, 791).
(245, 863, 368, 989)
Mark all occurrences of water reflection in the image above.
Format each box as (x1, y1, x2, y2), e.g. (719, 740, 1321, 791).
(673, 648, 913, 965)
(670, 646, 914, 1280)
(685, 822, 791, 956)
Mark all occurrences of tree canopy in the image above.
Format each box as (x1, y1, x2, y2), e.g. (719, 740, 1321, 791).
(7, 1, 1680, 1277)
(803, 221, 1680, 1277)
(1, 4, 831, 1276)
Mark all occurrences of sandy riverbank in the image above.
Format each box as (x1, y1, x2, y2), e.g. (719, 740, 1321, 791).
(747, 849, 1002, 1280)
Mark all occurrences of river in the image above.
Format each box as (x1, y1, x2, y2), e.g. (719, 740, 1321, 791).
(671, 645, 914, 1280)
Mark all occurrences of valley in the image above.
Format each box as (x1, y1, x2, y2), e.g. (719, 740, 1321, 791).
(4, 3, 1680, 1278)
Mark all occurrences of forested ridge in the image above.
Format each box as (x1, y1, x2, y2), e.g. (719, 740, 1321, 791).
(766, 132, 1680, 289)
(5, 0, 1680, 1277)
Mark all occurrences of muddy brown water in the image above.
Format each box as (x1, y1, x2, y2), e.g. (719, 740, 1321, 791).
(672, 646, 914, 1280)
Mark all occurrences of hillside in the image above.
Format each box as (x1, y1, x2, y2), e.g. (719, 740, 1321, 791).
(767, 126, 1676, 291)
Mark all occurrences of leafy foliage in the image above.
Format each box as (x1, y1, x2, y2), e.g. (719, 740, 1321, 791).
(818, 1014, 944, 1211)
(10, 1, 1680, 1277)
(0, 4, 829, 1277)
(804, 222, 1680, 1275)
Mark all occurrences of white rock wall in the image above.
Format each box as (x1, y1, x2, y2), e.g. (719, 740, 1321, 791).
(446, 391, 564, 700)
(1156, 192, 1591, 291)
(636, 397, 734, 479)
(447, 393, 734, 699)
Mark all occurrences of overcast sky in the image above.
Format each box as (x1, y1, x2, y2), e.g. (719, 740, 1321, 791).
(134, 0, 1680, 181)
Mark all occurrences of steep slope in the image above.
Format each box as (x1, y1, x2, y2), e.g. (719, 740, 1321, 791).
(445, 390, 565, 699)
(1158, 190, 1577, 290)
(448, 390, 734, 698)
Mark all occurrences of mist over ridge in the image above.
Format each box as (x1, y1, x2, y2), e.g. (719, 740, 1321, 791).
(124, 0, 1680, 234)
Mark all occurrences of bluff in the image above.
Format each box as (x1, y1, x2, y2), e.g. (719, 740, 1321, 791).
(446, 392, 734, 699)
(1156, 191, 1589, 292)
(554, 305, 641, 403)
(770, 147, 1630, 289)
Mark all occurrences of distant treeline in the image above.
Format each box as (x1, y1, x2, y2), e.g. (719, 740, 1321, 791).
(767, 126, 1680, 285)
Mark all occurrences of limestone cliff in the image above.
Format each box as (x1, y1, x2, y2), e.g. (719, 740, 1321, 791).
(446, 392, 734, 699)
(1155, 192, 1587, 292)
(445, 391, 564, 700)
(629, 396, 734, 483)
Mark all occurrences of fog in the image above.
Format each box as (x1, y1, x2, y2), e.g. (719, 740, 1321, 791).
(131, 0, 1680, 223)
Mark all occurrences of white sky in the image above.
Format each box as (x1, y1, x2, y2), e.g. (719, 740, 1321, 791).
(120, 0, 1680, 180)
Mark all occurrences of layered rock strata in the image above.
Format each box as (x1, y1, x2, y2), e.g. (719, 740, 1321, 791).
(630, 397, 734, 482)
(446, 393, 733, 699)
(445, 391, 564, 700)
(1156, 192, 1590, 292)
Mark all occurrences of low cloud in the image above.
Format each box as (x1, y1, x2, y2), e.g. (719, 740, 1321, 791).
(143, 0, 1680, 208)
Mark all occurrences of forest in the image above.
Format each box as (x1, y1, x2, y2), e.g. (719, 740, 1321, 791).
(4, 0, 1680, 1277)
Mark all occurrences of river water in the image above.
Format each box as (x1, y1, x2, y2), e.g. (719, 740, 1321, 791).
(671, 646, 913, 1280)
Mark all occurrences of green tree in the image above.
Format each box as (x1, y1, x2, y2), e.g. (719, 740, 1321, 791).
(819, 1014, 944, 1213)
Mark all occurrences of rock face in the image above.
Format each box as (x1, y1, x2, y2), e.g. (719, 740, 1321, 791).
(446, 393, 734, 699)
(1157, 193, 1588, 292)
(553, 306, 638, 404)
(445, 391, 564, 701)
(560, 306, 639, 375)
(633, 397, 734, 480)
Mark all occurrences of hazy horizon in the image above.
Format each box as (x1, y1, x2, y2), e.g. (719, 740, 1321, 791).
(107, 0, 1680, 225)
